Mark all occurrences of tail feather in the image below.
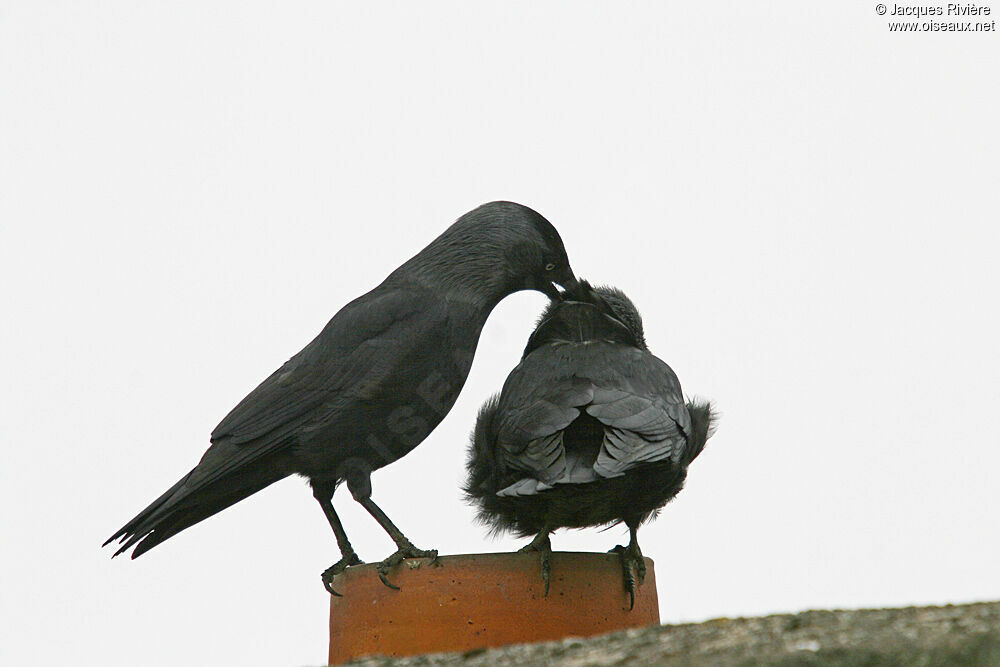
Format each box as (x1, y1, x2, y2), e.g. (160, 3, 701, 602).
(104, 471, 195, 553)
(683, 398, 718, 466)
(105, 464, 286, 559)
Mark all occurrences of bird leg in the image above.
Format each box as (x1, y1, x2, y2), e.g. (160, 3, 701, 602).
(609, 524, 646, 610)
(313, 486, 363, 596)
(518, 530, 553, 596)
(356, 496, 438, 591)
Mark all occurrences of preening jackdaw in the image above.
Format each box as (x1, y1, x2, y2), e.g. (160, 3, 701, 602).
(464, 281, 715, 608)
(105, 201, 576, 593)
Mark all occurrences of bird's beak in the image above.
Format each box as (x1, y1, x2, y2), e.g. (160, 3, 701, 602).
(534, 278, 561, 300)
(526, 266, 577, 300)
(546, 265, 577, 298)
(554, 265, 577, 291)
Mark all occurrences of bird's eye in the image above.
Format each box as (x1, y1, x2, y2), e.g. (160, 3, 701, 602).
(545, 263, 556, 271)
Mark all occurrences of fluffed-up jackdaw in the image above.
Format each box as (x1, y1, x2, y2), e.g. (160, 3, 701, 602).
(105, 201, 576, 593)
(464, 281, 715, 608)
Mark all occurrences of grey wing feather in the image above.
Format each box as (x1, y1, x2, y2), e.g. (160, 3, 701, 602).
(493, 357, 588, 492)
(503, 403, 580, 448)
(493, 342, 692, 494)
(589, 349, 691, 477)
(497, 477, 555, 497)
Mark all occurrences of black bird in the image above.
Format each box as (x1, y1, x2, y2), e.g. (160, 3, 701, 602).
(105, 201, 576, 594)
(464, 281, 715, 608)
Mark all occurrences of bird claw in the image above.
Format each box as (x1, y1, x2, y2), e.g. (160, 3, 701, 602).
(378, 571, 401, 591)
(321, 552, 363, 596)
(610, 543, 645, 610)
(519, 533, 553, 596)
(375, 543, 438, 591)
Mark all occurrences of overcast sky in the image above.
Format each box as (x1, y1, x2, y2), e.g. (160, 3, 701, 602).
(2, 2, 998, 666)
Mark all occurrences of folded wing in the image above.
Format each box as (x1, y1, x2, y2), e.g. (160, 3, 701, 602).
(493, 343, 690, 496)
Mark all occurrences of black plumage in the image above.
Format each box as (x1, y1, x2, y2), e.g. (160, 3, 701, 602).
(464, 281, 715, 608)
(105, 201, 576, 593)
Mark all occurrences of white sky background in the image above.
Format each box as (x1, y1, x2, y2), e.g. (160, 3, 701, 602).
(2, 2, 998, 665)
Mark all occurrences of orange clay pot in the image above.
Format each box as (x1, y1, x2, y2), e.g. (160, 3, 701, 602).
(327, 551, 658, 664)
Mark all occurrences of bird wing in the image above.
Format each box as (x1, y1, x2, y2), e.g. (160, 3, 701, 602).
(585, 347, 691, 478)
(493, 354, 594, 485)
(494, 342, 690, 492)
(184, 286, 441, 491)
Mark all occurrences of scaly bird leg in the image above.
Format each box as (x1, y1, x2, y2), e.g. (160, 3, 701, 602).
(518, 530, 553, 596)
(609, 523, 646, 610)
(357, 496, 438, 591)
(312, 485, 363, 596)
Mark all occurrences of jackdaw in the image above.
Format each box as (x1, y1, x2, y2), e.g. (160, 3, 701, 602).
(105, 201, 576, 594)
(464, 281, 715, 608)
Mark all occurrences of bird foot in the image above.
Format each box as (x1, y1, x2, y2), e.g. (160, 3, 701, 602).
(519, 533, 553, 596)
(609, 543, 646, 610)
(376, 542, 439, 591)
(321, 552, 364, 596)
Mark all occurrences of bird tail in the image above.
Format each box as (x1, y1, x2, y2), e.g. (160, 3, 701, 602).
(683, 399, 718, 466)
(103, 462, 286, 559)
